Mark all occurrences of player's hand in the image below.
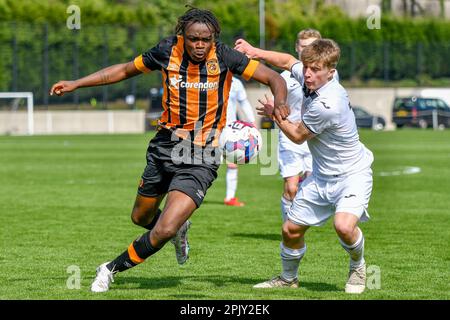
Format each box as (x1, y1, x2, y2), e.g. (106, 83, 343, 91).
(50, 81, 78, 96)
(273, 104, 290, 123)
(234, 39, 259, 59)
(257, 94, 275, 116)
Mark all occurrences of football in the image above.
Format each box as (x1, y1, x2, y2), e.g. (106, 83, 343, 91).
(219, 120, 263, 164)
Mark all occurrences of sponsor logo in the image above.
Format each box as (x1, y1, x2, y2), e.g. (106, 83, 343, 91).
(169, 75, 218, 91)
(170, 75, 183, 87)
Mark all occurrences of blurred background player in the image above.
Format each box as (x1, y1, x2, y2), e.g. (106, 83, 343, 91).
(224, 76, 256, 207)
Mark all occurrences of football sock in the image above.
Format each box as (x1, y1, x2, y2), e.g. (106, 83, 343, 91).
(280, 196, 292, 222)
(280, 242, 306, 282)
(225, 167, 238, 200)
(143, 209, 162, 231)
(106, 231, 161, 273)
(339, 228, 365, 269)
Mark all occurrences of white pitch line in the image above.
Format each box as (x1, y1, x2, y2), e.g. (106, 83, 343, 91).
(378, 166, 421, 177)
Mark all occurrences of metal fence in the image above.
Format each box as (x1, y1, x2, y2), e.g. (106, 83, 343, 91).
(1, 22, 449, 108)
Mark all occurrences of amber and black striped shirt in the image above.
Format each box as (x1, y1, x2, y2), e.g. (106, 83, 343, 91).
(134, 35, 259, 146)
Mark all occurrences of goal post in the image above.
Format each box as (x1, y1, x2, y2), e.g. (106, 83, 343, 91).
(0, 92, 34, 135)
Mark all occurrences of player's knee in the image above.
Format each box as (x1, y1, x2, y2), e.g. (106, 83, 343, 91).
(130, 212, 146, 226)
(286, 187, 297, 201)
(284, 183, 298, 201)
(152, 225, 178, 242)
(282, 224, 302, 242)
(334, 221, 355, 239)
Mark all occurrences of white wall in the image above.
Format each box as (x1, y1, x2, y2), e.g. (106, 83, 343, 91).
(0, 110, 146, 135)
(2, 87, 449, 135)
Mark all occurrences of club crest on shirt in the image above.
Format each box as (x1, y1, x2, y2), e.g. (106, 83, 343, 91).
(206, 59, 219, 75)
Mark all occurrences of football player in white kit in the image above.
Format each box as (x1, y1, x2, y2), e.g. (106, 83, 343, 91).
(224, 76, 256, 207)
(235, 39, 373, 294)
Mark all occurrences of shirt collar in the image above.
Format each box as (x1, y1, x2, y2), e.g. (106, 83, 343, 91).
(302, 84, 318, 100)
(303, 78, 337, 100)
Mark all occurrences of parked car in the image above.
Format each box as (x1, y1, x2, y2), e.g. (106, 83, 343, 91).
(352, 106, 386, 131)
(260, 115, 275, 129)
(392, 97, 450, 129)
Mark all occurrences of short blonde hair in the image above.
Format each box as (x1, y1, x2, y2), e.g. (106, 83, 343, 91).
(301, 38, 340, 69)
(297, 29, 322, 42)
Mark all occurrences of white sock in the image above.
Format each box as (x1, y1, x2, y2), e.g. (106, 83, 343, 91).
(280, 196, 292, 222)
(280, 242, 306, 281)
(225, 167, 238, 200)
(339, 228, 365, 269)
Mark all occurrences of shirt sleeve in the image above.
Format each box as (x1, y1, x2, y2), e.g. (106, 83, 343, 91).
(218, 42, 259, 80)
(133, 36, 175, 73)
(290, 62, 304, 85)
(302, 99, 336, 134)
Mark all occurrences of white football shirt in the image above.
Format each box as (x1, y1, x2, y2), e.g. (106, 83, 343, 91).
(291, 62, 373, 177)
(226, 77, 255, 125)
(279, 63, 339, 152)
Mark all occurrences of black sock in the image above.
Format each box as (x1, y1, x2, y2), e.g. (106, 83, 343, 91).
(143, 209, 162, 231)
(106, 231, 161, 273)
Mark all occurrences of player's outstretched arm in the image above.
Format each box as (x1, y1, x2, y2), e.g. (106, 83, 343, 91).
(250, 63, 289, 122)
(275, 118, 314, 145)
(234, 39, 298, 71)
(50, 61, 141, 96)
(257, 94, 313, 144)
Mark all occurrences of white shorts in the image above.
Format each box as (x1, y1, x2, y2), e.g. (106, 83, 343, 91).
(278, 148, 312, 178)
(287, 168, 373, 226)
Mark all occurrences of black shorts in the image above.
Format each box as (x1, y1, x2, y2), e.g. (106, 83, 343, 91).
(137, 128, 220, 208)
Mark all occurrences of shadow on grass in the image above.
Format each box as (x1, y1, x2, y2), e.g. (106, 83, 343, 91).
(118, 274, 260, 290)
(298, 281, 340, 292)
(202, 200, 227, 206)
(232, 232, 281, 241)
(117, 275, 340, 293)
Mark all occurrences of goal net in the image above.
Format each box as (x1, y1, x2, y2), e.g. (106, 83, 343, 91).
(0, 92, 34, 135)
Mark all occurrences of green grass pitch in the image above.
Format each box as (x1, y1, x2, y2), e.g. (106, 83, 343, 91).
(0, 129, 449, 300)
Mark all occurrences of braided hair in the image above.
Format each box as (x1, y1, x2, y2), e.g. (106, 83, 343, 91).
(175, 6, 221, 38)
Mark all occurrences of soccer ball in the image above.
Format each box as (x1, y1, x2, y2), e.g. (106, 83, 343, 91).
(219, 120, 263, 164)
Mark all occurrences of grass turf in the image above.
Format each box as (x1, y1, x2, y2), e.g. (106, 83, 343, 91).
(0, 129, 449, 300)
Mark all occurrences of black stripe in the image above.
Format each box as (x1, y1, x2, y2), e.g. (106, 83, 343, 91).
(206, 69, 227, 144)
(302, 119, 317, 135)
(163, 69, 171, 123)
(197, 61, 208, 132)
(179, 54, 189, 125)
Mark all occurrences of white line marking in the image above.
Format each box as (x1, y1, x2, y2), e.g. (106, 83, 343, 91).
(378, 166, 421, 177)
